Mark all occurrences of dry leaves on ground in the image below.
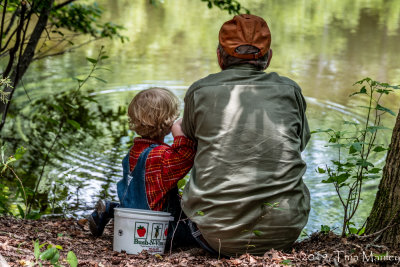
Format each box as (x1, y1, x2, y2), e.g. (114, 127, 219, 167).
(0, 216, 399, 266)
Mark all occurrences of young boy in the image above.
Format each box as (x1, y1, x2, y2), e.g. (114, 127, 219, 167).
(88, 88, 196, 244)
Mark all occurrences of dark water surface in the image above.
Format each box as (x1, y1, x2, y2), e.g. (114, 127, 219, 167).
(8, 0, 400, 235)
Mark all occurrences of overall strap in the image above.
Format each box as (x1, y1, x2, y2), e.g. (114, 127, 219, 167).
(118, 144, 159, 209)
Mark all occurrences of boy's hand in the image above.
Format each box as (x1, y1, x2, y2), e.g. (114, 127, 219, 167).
(172, 118, 185, 137)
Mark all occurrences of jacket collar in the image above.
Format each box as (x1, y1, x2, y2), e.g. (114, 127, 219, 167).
(224, 64, 260, 71)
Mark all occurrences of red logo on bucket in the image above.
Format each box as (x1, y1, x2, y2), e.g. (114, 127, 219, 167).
(164, 227, 168, 237)
(137, 225, 146, 237)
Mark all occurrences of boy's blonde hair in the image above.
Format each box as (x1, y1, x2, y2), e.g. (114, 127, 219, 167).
(128, 88, 180, 140)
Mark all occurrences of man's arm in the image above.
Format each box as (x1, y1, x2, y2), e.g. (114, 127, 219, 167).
(181, 90, 197, 141)
(295, 90, 311, 151)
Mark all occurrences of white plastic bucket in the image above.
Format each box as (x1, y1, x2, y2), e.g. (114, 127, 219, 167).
(113, 208, 174, 255)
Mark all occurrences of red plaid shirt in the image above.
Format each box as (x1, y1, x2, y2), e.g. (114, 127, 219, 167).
(129, 136, 196, 211)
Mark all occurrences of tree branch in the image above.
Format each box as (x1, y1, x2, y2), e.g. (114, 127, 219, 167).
(52, 0, 76, 10)
(4, 7, 19, 36)
(0, 0, 7, 51)
(0, 27, 18, 54)
(2, 2, 26, 79)
(33, 37, 101, 60)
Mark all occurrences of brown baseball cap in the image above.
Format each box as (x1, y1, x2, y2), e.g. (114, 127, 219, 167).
(219, 14, 271, 59)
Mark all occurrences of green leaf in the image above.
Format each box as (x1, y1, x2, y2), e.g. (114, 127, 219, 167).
(34, 240, 40, 260)
(40, 247, 57, 260)
(358, 227, 365, 235)
(253, 230, 262, 236)
(67, 119, 81, 130)
(322, 173, 350, 184)
(67, 251, 78, 267)
(317, 167, 326, 174)
(14, 146, 26, 160)
(358, 105, 372, 110)
(373, 146, 387, 152)
(177, 179, 186, 190)
(5, 156, 16, 165)
(336, 173, 351, 184)
(354, 78, 371, 85)
(281, 259, 292, 266)
(73, 78, 84, 83)
(366, 174, 381, 179)
(17, 204, 25, 218)
(300, 229, 308, 238)
(376, 89, 392, 94)
(50, 250, 60, 264)
(51, 104, 64, 113)
(328, 137, 337, 143)
(368, 168, 381, 174)
(349, 142, 362, 154)
(349, 86, 367, 96)
(93, 76, 107, 83)
(55, 245, 63, 250)
(376, 104, 396, 116)
(39, 242, 48, 249)
(349, 227, 358, 234)
(356, 159, 374, 168)
(310, 128, 333, 134)
(327, 143, 347, 148)
(343, 162, 355, 168)
(66, 102, 79, 109)
(82, 96, 99, 103)
(41, 116, 58, 125)
(320, 225, 330, 234)
(96, 67, 112, 72)
(343, 120, 359, 126)
(86, 57, 97, 64)
(196, 210, 204, 216)
(366, 126, 391, 134)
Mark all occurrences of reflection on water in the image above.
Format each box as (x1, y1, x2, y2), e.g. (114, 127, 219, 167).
(5, 0, 400, 235)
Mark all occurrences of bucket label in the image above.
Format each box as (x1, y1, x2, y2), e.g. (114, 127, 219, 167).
(151, 223, 163, 240)
(163, 223, 168, 240)
(134, 222, 149, 239)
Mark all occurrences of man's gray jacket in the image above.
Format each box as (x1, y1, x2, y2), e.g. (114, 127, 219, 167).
(181, 64, 311, 256)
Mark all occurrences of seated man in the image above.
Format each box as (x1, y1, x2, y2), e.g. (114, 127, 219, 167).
(181, 14, 311, 256)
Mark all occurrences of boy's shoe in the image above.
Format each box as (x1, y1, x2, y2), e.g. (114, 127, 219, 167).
(88, 199, 112, 237)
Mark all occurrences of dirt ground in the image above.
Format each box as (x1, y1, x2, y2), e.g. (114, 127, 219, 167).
(0, 216, 399, 266)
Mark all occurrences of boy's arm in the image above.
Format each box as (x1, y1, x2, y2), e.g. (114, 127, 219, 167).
(160, 135, 196, 188)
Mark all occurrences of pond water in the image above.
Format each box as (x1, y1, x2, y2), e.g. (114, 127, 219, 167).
(8, 0, 400, 236)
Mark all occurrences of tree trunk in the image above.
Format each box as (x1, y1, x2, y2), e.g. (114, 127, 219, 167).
(365, 107, 400, 248)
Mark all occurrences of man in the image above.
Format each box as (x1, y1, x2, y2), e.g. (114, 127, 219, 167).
(181, 14, 311, 256)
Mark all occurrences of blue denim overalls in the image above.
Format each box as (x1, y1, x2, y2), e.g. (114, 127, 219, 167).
(117, 144, 158, 209)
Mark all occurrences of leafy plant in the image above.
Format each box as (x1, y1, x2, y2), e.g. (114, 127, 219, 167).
(320, 225, 331, 234)
(200, 0, 250, 14)
(280, 259, 293, 266)
(0, 145, 27, 217)
(0, 47, 127, 217)
(24, 47, 126, 215)
(33, 240, 78, 267)
(313, 78, 399, 236)
(0, 0, 127, 133)
(0, 77, 13, 103)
